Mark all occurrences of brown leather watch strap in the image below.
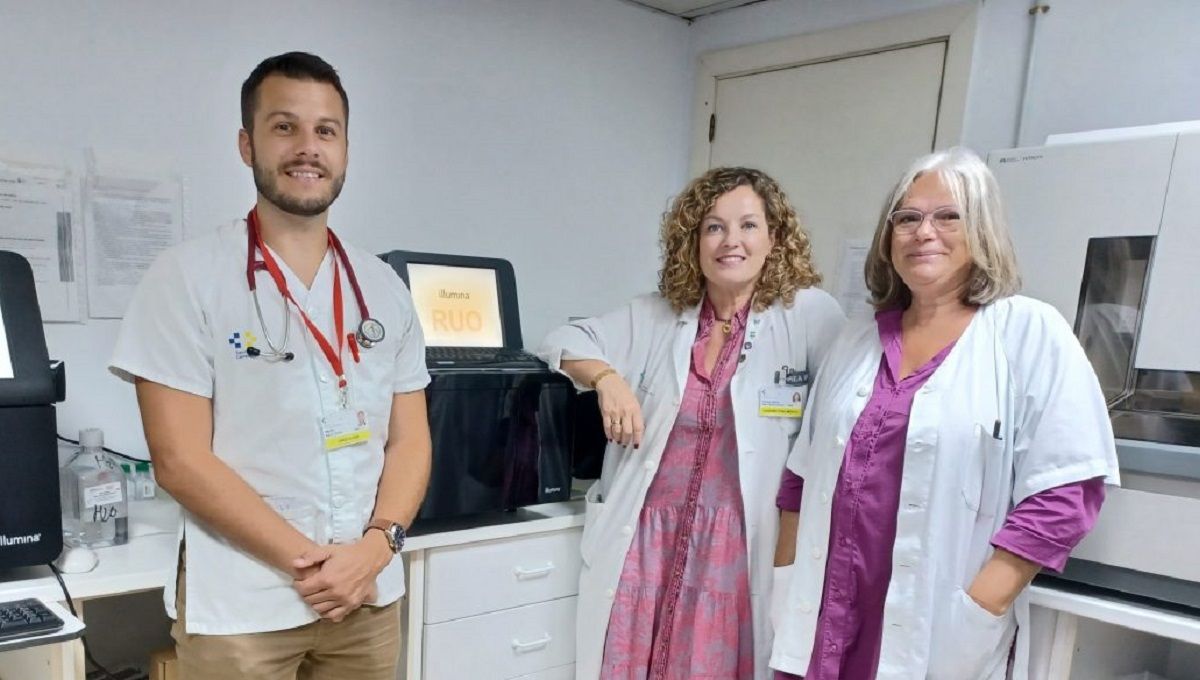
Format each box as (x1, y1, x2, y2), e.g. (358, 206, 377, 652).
(365, 518, 396, 533)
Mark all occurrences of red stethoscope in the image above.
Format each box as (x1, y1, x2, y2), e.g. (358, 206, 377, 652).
(244, 208, 384, 389)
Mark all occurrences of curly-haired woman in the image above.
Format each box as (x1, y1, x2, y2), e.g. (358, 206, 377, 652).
(537, 167, 845, 680)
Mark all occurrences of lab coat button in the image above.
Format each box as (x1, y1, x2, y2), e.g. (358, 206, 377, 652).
(606, 589, 616, 599)
(811, 546, 823, 560)
(820, 491, 830, 504)
(856, 387, 869, 397)
(835, 436, 846, 448)
(799, 599, 812, 613)
(643, 460, 655, 472)
(320, 374, 329, 383)
(621, 525, 633, 536)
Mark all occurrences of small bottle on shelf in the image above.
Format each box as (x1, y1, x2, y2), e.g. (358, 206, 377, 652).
(60, 428, 129, 547)
(135, 461, 157, 499)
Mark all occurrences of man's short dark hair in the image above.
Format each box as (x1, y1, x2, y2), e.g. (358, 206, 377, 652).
(241, 52, 349, 133)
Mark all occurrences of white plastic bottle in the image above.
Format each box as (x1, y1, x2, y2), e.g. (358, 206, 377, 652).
(135, 461, 157, 499)
(60, 428, 129, 547)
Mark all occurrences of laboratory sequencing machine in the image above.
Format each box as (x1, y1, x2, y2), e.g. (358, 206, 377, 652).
(380, 250, 581, 522)
(989, 126, 1200, 609)
(0, 251, 65, 570)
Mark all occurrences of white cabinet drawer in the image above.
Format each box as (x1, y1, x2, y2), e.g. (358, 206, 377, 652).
(510, 663, 574, 680)
(423, 596, 576, 680)
(425, 528, 581, 623)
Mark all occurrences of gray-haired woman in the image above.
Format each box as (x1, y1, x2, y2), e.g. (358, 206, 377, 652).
(770, 147, 1119, 680)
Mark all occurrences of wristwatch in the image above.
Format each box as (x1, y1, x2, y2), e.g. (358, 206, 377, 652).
(364, 518, 406, 554)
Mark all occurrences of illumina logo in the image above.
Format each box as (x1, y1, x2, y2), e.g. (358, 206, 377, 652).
(0, 533, 42, 547)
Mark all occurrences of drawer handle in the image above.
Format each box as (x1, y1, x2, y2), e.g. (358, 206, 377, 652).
(513, 562, 556, 581)
(511, 633, 552, 654)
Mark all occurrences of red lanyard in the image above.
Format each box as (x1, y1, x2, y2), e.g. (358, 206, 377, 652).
(245, 208, 369, 392)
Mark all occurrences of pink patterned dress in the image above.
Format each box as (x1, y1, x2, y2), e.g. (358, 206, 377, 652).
(600, 301, 755, 680)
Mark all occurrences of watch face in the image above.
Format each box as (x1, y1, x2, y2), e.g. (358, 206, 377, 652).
(387, 525, 405, 552)
(359, 318, 385, 345)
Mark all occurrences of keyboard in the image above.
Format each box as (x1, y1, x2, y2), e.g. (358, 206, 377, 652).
(0, 598, 64, 644)
(426, 346, 540, 366)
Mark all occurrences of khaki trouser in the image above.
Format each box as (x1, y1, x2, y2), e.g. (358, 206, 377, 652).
(171, 555, 401, 680)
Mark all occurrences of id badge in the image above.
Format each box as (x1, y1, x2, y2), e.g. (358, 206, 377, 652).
(320, 407, 371, 451)
(759, 386, 805, 418)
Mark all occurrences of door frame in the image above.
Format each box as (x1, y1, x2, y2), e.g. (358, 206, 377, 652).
(688, 2, 979, 177)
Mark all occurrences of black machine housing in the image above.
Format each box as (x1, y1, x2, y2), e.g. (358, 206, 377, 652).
(0, 251, 65, 569)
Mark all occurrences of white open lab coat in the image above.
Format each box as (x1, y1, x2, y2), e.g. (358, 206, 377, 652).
(770, 295, 1120, 679)
(537, 290, 845, 680)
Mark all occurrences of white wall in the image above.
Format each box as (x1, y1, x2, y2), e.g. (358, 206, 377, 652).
(1016, 0, 1200, 146)
(0, 0, 692, 455)
(11, 0, 1199, 458)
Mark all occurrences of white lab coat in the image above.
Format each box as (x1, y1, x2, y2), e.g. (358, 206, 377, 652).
(770, 295, 1120, 679)
(109, 220, 429, 634)
(537, 290, 845, 680)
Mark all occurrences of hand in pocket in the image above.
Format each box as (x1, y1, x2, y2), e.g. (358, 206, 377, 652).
(926, 588, 1013, 680)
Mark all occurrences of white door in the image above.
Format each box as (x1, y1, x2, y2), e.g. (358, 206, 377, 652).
(708, 41, 947, 319)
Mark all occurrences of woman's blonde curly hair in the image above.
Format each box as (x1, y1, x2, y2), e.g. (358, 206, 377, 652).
(658, 166, 821, 313)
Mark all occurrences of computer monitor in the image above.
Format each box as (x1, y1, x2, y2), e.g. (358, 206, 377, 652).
(378, 251, 525, 350)
(406, 262, 504, 348)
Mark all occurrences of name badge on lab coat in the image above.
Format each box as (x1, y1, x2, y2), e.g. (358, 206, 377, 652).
(759, 386, 804, 418)
(320, 408, 371, 450)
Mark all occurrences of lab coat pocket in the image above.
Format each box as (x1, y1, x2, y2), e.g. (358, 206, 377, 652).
(264, 496, 326, 545)
(961, 425, 1003, 517)
(927, 588, 1013, 680)
(579, 482, 606, 567)
(205, 526, 293, 595)
(777, 416, 803, 454)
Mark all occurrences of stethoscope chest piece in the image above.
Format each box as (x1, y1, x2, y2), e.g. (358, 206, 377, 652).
(357, 317, 385, 348)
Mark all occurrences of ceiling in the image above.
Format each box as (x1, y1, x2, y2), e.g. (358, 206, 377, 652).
(624, 0, 767, 20)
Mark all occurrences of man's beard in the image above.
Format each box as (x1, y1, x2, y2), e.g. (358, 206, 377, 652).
(251, 148, 346, 217)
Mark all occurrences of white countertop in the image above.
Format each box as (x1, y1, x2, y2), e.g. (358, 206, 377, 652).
(1029, 583, 1200, 644)
(0, 498, 180, 604)
(0, 498, 584, 605)
(405, 499, 584, 551)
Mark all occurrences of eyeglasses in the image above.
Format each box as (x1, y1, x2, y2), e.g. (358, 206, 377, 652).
(888, 207, 963, 233)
